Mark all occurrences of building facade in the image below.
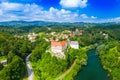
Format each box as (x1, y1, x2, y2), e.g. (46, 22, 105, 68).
(69, 41, 79, 49)
(28, 32, 36, 42)
(51, 40, 68, 58)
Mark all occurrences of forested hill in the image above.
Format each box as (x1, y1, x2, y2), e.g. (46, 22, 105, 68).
(0, 21, 120, 28)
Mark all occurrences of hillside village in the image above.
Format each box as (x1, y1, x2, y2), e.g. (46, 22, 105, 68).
(26, 28, 84, 58)
(14, 28, 109, 59)
(49, 29, 82, 58)
(13, 27, 110, 59)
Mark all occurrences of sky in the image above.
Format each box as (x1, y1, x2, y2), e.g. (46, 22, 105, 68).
(0, 0, 120, 22)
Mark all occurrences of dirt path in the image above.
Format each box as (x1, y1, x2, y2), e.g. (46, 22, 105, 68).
(56, 59, 77, 80)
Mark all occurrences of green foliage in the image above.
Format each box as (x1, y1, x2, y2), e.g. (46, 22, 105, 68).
(0, 33, 32, 58)
(30, 40, 49, 62)
(7, 51, 15, 63)
(31, 41, 88, 80)
(0, 33, 32, 80)
(0, 56, 7, 61)
(97, 41, 120, 80)
(0, 56, 26, 80)
(62, 47, 88, 80)
(30, 40, 68, 80)
(0, 23, 120, 80)
(0, 63, 3, 71)
(35, 53, 68, 80)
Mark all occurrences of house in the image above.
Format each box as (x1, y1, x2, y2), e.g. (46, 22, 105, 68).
(47, 27, 51, 30)
(51, 40, 68, 58)
(51, 32, 56, 35)
(75, 28, 84, 36)
(0, 60, 7, 66)
(69, 33, 74, 37)
(61, 34, 68, 39)
(79, 30, 84, 35)
(103, 33, 109, 39)
(69, 41, 79, 49)
(28, 32, 36, 42)
(14, 35, 24, 39)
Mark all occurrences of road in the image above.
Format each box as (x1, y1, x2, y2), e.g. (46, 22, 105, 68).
(26, 54, 34, 80)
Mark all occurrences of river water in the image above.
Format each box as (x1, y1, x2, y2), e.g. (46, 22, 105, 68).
(74, 49, 111, 80)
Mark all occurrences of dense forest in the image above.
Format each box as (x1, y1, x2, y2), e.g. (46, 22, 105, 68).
(97, 41, 120, 80)
(0, 32, 33, 79)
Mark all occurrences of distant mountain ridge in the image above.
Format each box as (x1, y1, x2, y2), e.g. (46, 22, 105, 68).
(0, 21, 55, 27)
(0, 21, 88, 27)
(0, 21, 119, 27)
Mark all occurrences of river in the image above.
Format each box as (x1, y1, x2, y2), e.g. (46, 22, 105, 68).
(74, 49, 111, 80)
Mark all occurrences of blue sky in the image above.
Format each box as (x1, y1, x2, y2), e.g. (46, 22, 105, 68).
(0, 0, 120, 22)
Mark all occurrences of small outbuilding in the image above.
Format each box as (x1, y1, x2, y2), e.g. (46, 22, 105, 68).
(69, 41, 79, 49)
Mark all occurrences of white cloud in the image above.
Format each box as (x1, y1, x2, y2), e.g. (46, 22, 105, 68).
(108, 17, 120, 22)
(100, 17, 120, 23)
(91, 16, 97, 19)
(0, 10, 3, 15)
(80, 14, 88, 18)
(1, 2, 120, 23)
(0, 2, 79, 22)
(60, 0, 88, 8)
(44, 7, 78, 22)
(80, 14, 97, 19)
(0, 2, 22, 10)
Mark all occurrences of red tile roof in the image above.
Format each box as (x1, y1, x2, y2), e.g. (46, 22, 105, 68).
(51, 40, 67, 46)
(69, 33, 74, 37)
